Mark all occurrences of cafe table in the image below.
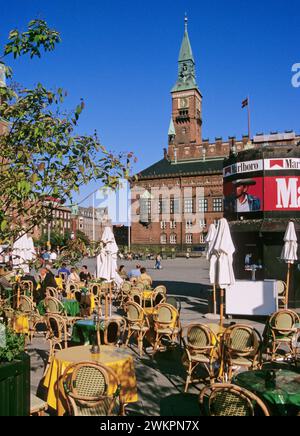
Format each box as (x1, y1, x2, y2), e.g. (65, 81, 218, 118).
(233, 368, 300, 416)
(44, 344, 138, 415)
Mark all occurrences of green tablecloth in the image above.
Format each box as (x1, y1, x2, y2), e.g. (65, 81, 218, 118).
(234, 369, 300, 416)
(71, 319, 98, 345)
(38, 299, 80, 317)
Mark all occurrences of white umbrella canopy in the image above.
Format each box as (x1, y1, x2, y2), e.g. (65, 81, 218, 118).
(12, 233, 36, 273)
(281, 221, 298, 309)
(210, 218, 235, 288)
(281, 221, 298, 263)
(209, 218, 235, 326)
(205, 223, 217, 260)
(96, 227, 123, 287)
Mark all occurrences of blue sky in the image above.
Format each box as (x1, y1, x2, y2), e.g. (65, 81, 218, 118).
(1, 0, 299, 206)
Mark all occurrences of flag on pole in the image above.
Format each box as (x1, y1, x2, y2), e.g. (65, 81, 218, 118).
(242, 98, 249, 108)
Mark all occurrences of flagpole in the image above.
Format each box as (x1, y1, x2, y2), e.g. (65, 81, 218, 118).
(247, 95, 251, 140)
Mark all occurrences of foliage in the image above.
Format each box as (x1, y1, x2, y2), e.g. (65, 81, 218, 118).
(0, 19, 133, 249)
(0, 326, 25, 363)
(75, 230, 91, 247)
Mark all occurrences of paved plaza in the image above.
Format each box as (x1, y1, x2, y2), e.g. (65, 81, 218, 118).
(28, 257, 270, 416)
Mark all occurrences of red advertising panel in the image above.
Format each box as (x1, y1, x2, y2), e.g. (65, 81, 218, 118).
(224, 177, 264, 213)
(264, 176, 300, 211)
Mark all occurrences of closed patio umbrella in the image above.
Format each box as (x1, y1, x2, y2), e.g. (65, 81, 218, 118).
(12, 233, 36, 274)
(210, 218, 235, 326)
(206, 223, 217, 314)
(96, 227, 123, 317)
(281, 221, 298, 309)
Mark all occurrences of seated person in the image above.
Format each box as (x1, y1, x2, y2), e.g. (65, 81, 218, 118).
(79, 265, 92, 283)
(58, 263, 71, 278)
(38, 267, 58, 303)
(118, 265, 128, 280)
(139, 267, 152, 286)
(127, 264, 142, 280)
(68, 267, 81, 284)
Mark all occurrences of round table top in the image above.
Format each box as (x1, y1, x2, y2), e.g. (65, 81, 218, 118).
(55, 344, 133, 366)
(234, 369, 300, 408)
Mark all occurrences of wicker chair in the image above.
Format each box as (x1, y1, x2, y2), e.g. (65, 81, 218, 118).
(276, 281, 287, 310)
(44, 314, 68, 375)
(129, 288, 143, 306)
(88, 283, 103, 316)
(18, 295, 45, 341)
(124, 301, 150, 356)
(199, 383, 270, 416)
(136, 282, 145, 292)
(45, 287, 59, 299)
(166, 296, 181, 314)
(44, 296, 79, 327)
(266, 309, 300, 364)
(20, 280, 34, 299)
(223, 324, 262, 381)
(152, 303, 181, 354)
(182, 324, 219, 392)
(150, 290, 166, 308)
(61, 361, 121, 416)
(153, 285, 167, 295)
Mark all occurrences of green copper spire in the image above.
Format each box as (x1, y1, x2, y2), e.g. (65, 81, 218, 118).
(178, 16, 194, 63)
(172, 15, 198, 93)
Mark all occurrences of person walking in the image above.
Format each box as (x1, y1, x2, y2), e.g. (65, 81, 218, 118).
(155, 254, 162, 270)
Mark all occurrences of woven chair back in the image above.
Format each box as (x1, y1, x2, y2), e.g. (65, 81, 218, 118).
(19, 295, 34, 313)
(200, 384, 270, 416)
(224, 325, 260, 356)
(126, 301, 143, 322)
(44, 296, 64, 314)
(153, 285, 167, 295)
(186, 324, 212, 349)
(156, 303, 177, 324)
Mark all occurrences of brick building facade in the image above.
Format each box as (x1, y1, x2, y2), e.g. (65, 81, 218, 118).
(131, 17, 300, 250)
(71, 206, 111, 242)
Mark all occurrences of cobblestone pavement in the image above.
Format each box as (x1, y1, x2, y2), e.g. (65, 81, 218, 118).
(28, 257, 272, 416)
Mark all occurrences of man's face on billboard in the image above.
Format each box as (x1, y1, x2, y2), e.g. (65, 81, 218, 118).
(236, 184, 248, 199)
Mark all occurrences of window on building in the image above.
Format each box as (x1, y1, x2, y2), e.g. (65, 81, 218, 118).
(186, 219, 193, 230)
(186, 234, 193, 244)
(199, 219, 206, 229)
(160, 221, 167, 230)
(184, 198, 193, 214)
(170, 220, 176, 229)
(170, 198, 180, 214)
(170, 234, 177, 244)
(200, 234, 205, 243)
(199, 198, 208, 212)
(213, 197, 223, 212)
(160, 234, 167, 245)
(159, 199, 168, 214)
(140, 198, 151, 223)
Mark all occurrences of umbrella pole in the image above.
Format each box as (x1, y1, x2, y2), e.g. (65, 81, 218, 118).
(220, 288, 224, 327)
(105, 285, 108, 319)
(285, 263, 291, 309)
(109, 282, 112, 317)
(213, 284, 217, 315)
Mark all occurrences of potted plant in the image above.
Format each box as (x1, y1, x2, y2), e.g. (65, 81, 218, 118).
(0, 324, 30, 416)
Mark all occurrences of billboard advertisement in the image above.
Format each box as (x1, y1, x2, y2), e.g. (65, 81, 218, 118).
(224, 155, 300, 216)
(224, 177, 263, 214)
(264, 176, 300, 211)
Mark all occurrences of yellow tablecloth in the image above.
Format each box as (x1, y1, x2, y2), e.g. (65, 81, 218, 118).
(142, 290, 153, 300)
(44, 345, 138, 415)
(13, 315, 29, 334)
